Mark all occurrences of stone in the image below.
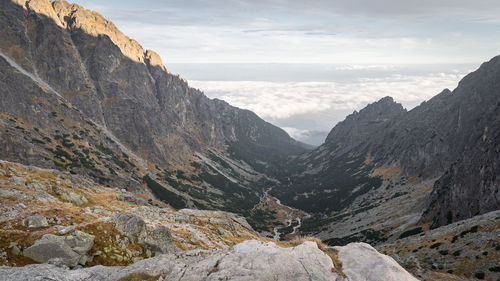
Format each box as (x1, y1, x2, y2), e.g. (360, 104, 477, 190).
(46, 258, 68, 269)
(64, 231, 94, 255)
(60, 191, 88, 205)
(138, 226, 178, 254)
(10, 246, 21, 256)
(27, 216, 48, 228)
(58, 225, 76, 236)
(217, 227, 232, 237)
(111, 213, 146, 241)
(23, 231, 94, 267)
(9, 176, 26, 186)
(23, 239, 80, 267)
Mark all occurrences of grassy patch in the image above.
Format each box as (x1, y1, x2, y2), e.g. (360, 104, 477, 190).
(118, 272, 165, 281)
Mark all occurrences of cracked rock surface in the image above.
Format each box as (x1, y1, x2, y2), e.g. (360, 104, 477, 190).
(0, 240, 417, 281)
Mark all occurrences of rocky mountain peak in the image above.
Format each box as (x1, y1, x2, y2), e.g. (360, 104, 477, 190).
(324, 96, 405, 150)
(54, 1, 147, 64)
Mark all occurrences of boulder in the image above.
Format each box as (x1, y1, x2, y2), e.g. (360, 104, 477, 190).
(27, 216, 48, 228)
(138, 226, 178, 254)
(23, 231, 94, 267)
(111, 213, 146, 241)
(23, 239, 80, 267)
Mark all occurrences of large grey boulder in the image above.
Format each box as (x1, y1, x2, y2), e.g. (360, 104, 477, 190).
(111, 213, 146, 241)
(23, 231, 95, 267)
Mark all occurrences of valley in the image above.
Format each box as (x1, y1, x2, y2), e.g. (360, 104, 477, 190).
(0, 0, 499, 280)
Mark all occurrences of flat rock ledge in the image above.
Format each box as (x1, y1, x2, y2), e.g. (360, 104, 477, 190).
(0, 240, 418, 281)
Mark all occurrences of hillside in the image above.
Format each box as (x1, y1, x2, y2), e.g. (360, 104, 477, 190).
(0, 0, 310, 227)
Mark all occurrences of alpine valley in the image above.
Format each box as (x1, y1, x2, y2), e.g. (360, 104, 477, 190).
(0, 0, 498, 280)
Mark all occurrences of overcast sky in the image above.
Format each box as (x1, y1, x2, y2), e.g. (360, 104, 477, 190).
(73, 0, 500, 64)
(71, 0, 500, 145)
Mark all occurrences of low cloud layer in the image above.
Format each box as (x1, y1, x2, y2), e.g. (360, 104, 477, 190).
(189, 67, 470, 145)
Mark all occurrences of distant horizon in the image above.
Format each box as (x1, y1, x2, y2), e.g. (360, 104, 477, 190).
(167, 63, 474, 145)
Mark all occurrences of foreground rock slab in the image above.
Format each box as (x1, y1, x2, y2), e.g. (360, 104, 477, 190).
(0, 240, 417, 281)
(336, 243, 419, 281)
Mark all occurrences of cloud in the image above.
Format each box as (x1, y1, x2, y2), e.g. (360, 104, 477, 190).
(189, 68, 470, 144)
(73, 0, 500, 64)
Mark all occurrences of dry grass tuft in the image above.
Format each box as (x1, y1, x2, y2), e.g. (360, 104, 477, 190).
(118, 272, 165, 281)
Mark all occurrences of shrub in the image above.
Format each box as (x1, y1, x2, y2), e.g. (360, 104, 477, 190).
(489, 266, 500, 272)
(430, 242, 443, 249)
(398, 227, 423, 239)
(474, 272, 485, 279)
(142, 175, 186, 209)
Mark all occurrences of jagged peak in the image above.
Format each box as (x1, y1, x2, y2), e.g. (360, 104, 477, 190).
(353, 96, 405, 119)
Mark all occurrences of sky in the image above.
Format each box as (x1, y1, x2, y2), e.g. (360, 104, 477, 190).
(72, 0, 500, 145)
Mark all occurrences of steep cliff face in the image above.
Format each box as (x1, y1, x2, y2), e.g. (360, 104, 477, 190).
(0, 0, 308, 218)
(0, 0, 307, 169)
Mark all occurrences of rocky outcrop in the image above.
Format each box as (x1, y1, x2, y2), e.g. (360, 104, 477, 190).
(111, 213, 178, 254)
(0, 240, 417, 281)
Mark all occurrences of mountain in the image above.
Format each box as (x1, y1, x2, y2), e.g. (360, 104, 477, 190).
(0, 1, 422, 280)
(271, 57, 500, 279)
(1, 0, 499, 280)
(0, 0, 309, 223)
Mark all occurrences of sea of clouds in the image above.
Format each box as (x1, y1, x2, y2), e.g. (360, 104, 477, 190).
(174, 64, 474, 145)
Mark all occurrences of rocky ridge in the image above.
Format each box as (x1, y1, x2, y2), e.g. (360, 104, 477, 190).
(0, 240, 418, 281)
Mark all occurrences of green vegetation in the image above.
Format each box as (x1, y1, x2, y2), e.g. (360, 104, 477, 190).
(489, 266, 500, 272)
(429, 242, 442, 249)
(324, 229, 387, 246)
(143, 175, 186, 209)
(398, 227, 423, 239)
(272, 153, 382, 213)
(452, 225, 479, 242)
(474, 272, 485, 279)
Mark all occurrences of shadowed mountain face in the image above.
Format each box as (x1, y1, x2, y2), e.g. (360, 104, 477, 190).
(276, 55, 500, 231)
(0, 0, 309, 220)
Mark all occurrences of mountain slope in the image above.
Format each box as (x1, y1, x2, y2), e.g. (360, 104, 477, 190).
(0, 0, 309, 222)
